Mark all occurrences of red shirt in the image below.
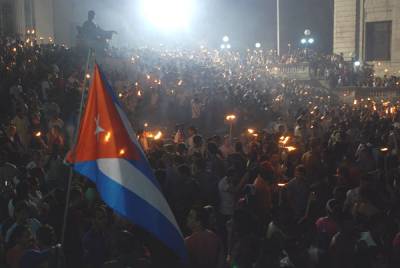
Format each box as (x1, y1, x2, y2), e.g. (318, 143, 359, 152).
(185, 230, 223, 268)
(316, 216, 338, 237)
(7, 245, 25, 268)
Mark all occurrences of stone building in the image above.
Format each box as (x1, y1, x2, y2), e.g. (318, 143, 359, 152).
(334, 0, 400, 75)
(0, 0, 54, 43)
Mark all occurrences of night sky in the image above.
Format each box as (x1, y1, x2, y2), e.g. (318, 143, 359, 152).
(207, 0, 334, 52)
(86, 0, 333, 52)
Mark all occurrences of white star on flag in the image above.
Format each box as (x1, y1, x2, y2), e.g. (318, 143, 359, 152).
(94, 114, 105, 139)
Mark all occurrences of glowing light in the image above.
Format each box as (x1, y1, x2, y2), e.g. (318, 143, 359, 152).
(137, 90, 142, 97)
(104, 132, 111, 142)
(141, 0, 194, 31)
(35, 131, 41, 137)
(31, 29, 35, 34)
(12, 48, 16, 53)
(144, 122, 148, 128)
(146, 75, 150, 80)
(354, 61, 361, 67)
(279, 136, 290, 145)
(247, 128, 255, 134)
(301, 38, 307, 44)
(85, 73, 91, 79)
(154, 131, 162, 140)
(226, 44, 231, 49)
(285, 146, 297, 152)
(178, 80, 183, 86)
(255, 42, 261, 48)
(380, 147, 389, 152)
(220, 44, 225, 49)
(226, 114, 236, 121)
(222, 36, 229, 43)
(118, 93, 123, 98)
(119, 149, 126, 156)
(277, 183, 287, 187)
(308, 38, 314, 44)
(353, 100, 357, 105)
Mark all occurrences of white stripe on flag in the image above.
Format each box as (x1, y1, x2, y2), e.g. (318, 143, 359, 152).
(97, 158, 182, 237)
(115, 105, 147, 156)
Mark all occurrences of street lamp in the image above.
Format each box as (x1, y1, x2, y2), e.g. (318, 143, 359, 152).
(301, 38, 307, 44)
(255, 42, 261, 48)
(308, 38, 314, 44)
(226, 44, 231, 49)
(220, 44, 225, 49)
(222, 35, 229, 43)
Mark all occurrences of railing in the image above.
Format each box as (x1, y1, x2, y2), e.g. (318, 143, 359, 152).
(337, 86, 400, 101)
(269, 62, 311, 80)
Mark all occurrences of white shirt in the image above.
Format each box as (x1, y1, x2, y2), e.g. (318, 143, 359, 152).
(218, 177, 234, 216)
(191, 100, 202, 119)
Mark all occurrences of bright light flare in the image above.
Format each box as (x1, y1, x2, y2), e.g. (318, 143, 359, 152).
(141, 0, 194, 31)
(279, 136, 290, 145)
(226, 114, 236, 121)
(247, 128, 255, 134)
(35, 131, 41, 137)
(285, 146, 297, 152)
(154, 131, 162, 140)
(104, 132, 111, 142)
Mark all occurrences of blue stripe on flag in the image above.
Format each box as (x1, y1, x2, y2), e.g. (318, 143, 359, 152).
(73, 161, 187, 262)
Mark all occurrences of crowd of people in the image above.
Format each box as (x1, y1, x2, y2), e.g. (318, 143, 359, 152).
(1, 35, 400, 268)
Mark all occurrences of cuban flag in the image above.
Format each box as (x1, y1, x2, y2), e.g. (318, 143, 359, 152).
(67, 64, 186, 261)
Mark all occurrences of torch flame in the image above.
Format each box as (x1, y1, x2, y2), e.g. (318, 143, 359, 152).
(154, 131, 162, 140)
(104, 132, 111, 142)
(285, 146, 296, 152)
(226, 114, 236, 121)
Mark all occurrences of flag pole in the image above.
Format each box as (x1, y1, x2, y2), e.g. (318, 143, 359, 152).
(60, 48, 93, 249)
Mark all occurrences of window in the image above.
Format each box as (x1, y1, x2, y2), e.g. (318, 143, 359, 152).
(365, 21, 391, 61)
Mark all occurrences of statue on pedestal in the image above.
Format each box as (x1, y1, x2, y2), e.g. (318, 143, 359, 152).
(77, 10, 117, 53)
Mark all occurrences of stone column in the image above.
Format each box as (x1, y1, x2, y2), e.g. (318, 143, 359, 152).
(14, 0, 25, 38)
(392, 0, 400, 72)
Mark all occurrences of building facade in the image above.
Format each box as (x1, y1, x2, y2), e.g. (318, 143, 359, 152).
(334, 0, 400, 75)
(0, 0, 54, 43)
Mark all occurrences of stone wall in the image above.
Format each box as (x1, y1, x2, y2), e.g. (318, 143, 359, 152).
(334, 0, 400, 75)
(333, 0, 357, 60)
